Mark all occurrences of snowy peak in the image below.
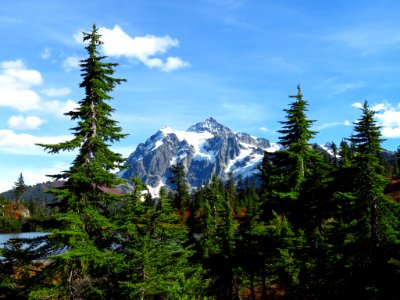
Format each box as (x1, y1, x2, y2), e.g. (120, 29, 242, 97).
(187, 117, 232, 136)
(120, 118, 281, 197)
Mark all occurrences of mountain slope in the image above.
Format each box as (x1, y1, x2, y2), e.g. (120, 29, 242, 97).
(119, 117, 280, 195)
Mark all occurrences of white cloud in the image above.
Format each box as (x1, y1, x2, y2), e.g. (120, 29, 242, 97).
(96, 25, 189, 72)
(0, 60, 43, 88)
(344, 120, 352, 126)
(0, 87, 41, 111)
(0, 59, 77, 116)
(42, 99, 78, 117)
(162, 57, 189, 72)
(73, 30, 84, 44)
(259, 127, 269, 132)
(353, 101, 400, 138)
(62, 56, 81, 71)
(371, 102, 391, 112)
(352, 102, 363, 109)
(0, 129, 72, 155)
(0, 60, 43, 111)
(375, 108, 400, 138)
(7, 115, 45, 130)
(41, 87, 71, 97)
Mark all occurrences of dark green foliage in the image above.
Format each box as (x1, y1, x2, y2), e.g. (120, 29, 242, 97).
(3, 77, 400, 299)
(113, 178, 206, 299)
(196, 176, 239, 299)
(169, 162, 190, 210)
(13, 173, 26, 208)
(9, 24, 129, 299)
(278, 85, 316, 182)
(321, 100, 400, 298)
(0, 217, 22, 232)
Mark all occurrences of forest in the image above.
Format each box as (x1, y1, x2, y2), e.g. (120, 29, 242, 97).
(1, 24, 400, 299)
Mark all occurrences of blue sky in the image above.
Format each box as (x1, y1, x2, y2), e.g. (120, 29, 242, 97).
(1, 0, 400, 192)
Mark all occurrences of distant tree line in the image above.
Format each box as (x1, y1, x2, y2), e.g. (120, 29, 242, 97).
(0, 174, 53, 233)
(1, 24, 400, 299)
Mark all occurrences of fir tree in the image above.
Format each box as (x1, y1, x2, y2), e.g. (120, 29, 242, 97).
(114, 179, 206, 299)
(330, 100, 400, 298)
(347, 100, 386, 252)
(169, 162, 190, 210)
(13, 172, 26, 210)
(198, 176, 239, 299)
(278, 84, 316, 180)
(30, 24, 127, 298)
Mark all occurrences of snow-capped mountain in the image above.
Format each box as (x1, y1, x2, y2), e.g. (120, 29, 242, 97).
(119, 117, 280, 195)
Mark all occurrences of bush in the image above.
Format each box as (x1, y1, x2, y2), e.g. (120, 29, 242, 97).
(0, 217, 22, 233)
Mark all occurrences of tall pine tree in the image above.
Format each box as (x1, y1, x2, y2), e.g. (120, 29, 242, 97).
(32, 24, 127, 299)
(13, 172, 26, 210)
(329, 100, 400, 298)
(278, 84, 316, 183)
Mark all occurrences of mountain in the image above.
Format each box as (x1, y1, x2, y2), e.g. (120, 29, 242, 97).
(118, 117, 280, 195)
(0, 181, 64, 203)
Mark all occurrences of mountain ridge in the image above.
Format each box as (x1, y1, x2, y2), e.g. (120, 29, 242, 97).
(119, 117, 280, 196)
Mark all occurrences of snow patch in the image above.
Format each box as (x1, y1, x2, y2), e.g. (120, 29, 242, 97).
(266, 142, 280, 152)
(160, 127, 215, 161)
(147, 177, 165, 199)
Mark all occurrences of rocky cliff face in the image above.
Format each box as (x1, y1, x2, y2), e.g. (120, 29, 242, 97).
(118, 117, 280, 195)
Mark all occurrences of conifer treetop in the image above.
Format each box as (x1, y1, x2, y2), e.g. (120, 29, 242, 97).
(278, 84, 317, 154)
(348, 100, 384, 157)
(37, 24, 127, 190)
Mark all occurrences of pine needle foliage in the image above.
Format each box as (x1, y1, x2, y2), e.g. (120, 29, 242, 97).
(31, 24, 127, 299)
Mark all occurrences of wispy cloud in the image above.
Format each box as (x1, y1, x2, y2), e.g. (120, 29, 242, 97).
(329, 24, 400, 54)
(199, 0, 255, 30)
(62, 56, 81, 71)
(266, 57, 298, 71)
(40, 47, 51, 60)
(321, 78, 365, 96)
(205, 0, 247, 10)
(314, 121, 352, 130)
(41, 87, 71, 97)
(221, 101, 264, 121)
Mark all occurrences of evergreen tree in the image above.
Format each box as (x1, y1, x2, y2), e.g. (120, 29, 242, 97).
(257, 86, 334, 298)
(395, 146, 400, 176)
(114, 179, 206, 299)
(348, 100, 386, 252)
(329, 100, 400, 298)
(29, 24, 127, 298)
(13, 172, 26, 209)
(338, 139, 353, 167)
(278, 84, 316, 181)
(259, 85, 319, 218)
(169, 162, 190, 211)
(198, 176, 239, 299)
